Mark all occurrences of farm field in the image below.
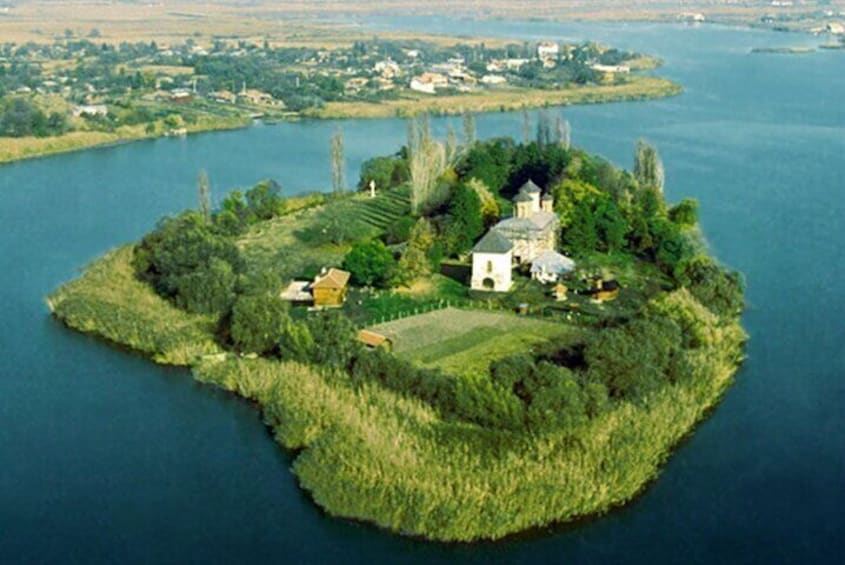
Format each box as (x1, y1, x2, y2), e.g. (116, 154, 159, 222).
(369, 307, 578, 377)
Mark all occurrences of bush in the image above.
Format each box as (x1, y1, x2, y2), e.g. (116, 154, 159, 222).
(230, 293, 291, 354)
(343, 239, 397, 288)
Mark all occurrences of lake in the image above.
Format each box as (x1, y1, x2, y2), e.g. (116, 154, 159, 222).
(1, 20, 843, 564)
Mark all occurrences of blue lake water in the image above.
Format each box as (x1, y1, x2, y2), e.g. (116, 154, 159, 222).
(1, 20, 843, 563)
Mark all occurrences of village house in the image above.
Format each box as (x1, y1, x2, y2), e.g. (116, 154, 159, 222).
(538, 41, 560, 60)
(481, 74, 507, 86)
(71, 104, 108, 118)
(410, 72, 448, 94)
(374, 59, 401, 78)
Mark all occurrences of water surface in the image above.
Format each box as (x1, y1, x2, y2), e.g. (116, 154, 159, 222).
(1, 21, 842, 564)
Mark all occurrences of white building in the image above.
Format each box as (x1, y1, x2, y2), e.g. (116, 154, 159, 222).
(470, 231, 513, 292)
(538, 41, 560, 59)
(471, 180, 561, 292)
(72, 104, 108, 118)
(530, 250, 576, 284)
(481, 74, 507, 85)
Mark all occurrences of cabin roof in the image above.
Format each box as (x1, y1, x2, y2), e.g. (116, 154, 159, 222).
(358, 329, 391, 347)
(311, 268, 350, 290)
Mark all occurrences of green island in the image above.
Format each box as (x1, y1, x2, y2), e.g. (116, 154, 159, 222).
(0, 34, 679, 163)
(49, 117, 746, 541)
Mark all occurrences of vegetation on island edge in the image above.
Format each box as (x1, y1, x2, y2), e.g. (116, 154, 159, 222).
(48, 114, 745, 541)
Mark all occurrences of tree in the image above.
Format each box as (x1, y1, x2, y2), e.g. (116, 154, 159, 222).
(230, 293, 291, 354)
(343, 239, 397, 288)
(462, 111, 476, 146)
(446, 183, 484, 256)
(669, 198, 699, 229)
(466, 178, 500, 228)
(556, 114, 571, 150)
(197, 170, 211, 223)
(408, 115, 447, 213)
(596, 199, 629, 253)
(398, 218, 436, 281)
(564, 198, 599, 254)
(521, 109, 531, 144)
(358, 155, 408, 192)
(536, 109, 552, 147)
(306, 311, 361, 370)
(330, 126, 345, 193)
(634, 139, 665, 192)
(245, 179, 284, 221)
(174, 257, 238, 315)
(552, 179, 602, 228)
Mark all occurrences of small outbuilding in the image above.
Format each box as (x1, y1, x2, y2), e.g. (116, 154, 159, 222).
(357, 330, 393, 351)
(530, 250, 576, 283)
(311, 268, 351, 307)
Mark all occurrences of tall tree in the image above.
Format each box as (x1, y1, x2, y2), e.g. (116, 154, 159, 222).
(462, 111, 477, 146)
(330, 126, 345, 193)
(536, 109, 552, 147)
(556, 113, 571, 150)
(197, 170, 211, 223)
(446, 183, 484, 255)
(521, 109, 531, 144)
(446, 124, 459, 165)
(408, 115, 447, 213)
(634, 139, 665, 192)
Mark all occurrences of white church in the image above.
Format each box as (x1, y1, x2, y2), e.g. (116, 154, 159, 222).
(470, 180, 574, 292)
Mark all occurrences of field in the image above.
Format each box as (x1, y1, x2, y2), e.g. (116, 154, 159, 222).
(1, 1, 841, 45)
(369, 308, 578, 377)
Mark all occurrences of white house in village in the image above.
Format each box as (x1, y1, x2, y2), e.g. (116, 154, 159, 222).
(471, 180, 571, 292)
(537, 41, 560, 60)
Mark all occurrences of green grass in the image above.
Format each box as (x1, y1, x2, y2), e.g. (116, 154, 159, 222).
(193, 291, 745, 541)
(348, 187, 412, 230)
(47, 246, 221, 365)
(369, 307, 577, 378)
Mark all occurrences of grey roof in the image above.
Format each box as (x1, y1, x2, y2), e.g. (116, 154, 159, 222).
(494, 211, 559, 235)
(519, 179, 542, 194)
(473, 230, 513, 254)
(513, 192, 533, 203)
(530, 250, 576, 274)
(541, 193, 554, 201)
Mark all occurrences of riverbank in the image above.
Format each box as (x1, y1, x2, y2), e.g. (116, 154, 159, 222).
(0, 114, 251, 165)
(304, 77, 682, 119)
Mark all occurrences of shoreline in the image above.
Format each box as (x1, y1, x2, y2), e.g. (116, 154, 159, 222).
(0, 78, 681, 165)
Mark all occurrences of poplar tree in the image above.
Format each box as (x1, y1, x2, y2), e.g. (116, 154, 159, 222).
(462, 111, 477, 146)
(330, 126, 345, 193)
(634, 139, 665, 192)
(197, 170, 211, 223)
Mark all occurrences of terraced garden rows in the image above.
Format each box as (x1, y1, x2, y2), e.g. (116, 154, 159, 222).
(350, 187, 412, 230)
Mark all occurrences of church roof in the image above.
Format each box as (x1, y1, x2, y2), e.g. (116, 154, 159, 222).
(513, 192, 533, 203)
(494, 211, 559, 235)
(541, 193, 554, 201)
(473, 230, 513, 254)
(519, 179, 542, 194)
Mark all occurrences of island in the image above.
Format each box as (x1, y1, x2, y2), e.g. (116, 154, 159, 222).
(48, 119, 746, 542)
(0, 32, 679, 163)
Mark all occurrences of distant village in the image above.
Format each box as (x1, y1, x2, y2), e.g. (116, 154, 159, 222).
(0, 34, 648, 137)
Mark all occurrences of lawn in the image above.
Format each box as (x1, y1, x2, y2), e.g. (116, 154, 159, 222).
(368, 307, 578, 378)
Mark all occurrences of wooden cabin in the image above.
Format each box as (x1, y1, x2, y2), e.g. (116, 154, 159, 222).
(311, 268, 350, 307)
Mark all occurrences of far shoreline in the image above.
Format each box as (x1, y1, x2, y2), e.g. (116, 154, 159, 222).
(0, 78, 682, 166)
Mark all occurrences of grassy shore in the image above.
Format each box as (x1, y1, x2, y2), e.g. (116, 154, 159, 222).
(193, 289, 745, 541)
(303, 77, 682, 119)
(0, 114, 250, 165)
